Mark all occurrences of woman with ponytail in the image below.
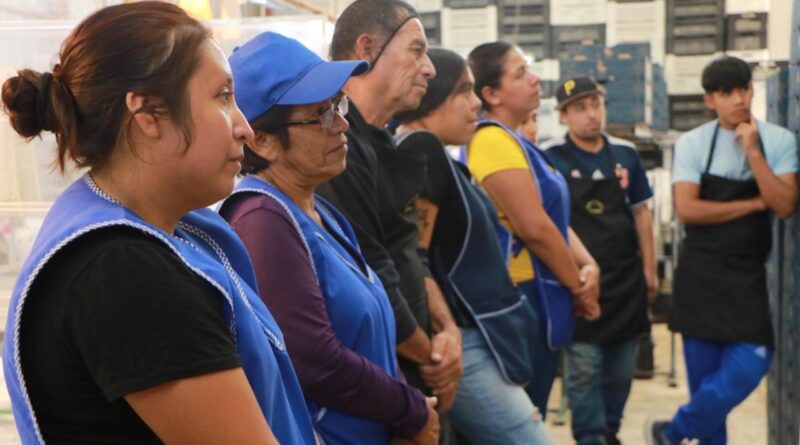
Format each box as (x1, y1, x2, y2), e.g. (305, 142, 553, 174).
(464, 41, 601, 419)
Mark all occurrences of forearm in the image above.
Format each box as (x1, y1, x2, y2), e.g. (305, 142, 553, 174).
(521, 222, 582, 290)
(396, 327, 432, 365)
(567, 227, 597, 268)
(676, 195, 761, 225)
(747, 150, 798, 218)
(425, 277, 456, 334)
(296, 337, 428, 429)
(633, 205, 656, 275)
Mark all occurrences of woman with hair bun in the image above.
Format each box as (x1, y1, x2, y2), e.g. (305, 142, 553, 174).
(1, 3, 316, 444)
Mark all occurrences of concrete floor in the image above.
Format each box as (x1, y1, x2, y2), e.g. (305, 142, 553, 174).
(0, 324, 767, 444)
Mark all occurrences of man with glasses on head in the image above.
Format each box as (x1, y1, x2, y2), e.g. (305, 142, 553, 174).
(540, 77, 654, 445)
(317, 0, 463, 442)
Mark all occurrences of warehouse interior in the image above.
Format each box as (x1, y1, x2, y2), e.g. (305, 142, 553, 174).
(0, 1, 797, 444)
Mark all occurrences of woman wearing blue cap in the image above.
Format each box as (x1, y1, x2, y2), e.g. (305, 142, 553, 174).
(219, 32, 438, 445)
(1, 3, 316, 444)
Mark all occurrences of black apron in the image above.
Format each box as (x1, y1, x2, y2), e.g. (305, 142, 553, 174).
(564, 144, 650, 345)
(670, 125, 774, 347)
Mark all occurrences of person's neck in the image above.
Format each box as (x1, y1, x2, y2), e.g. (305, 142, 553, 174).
(486, 108, 525, 130)
(403, 120, 458, 146)
(718, 117, 739, 130)
(90, 166, 185, 234)
(569, 131, 604, 153)
(344, 81, 397, 129)
(258, 168, 317, 221)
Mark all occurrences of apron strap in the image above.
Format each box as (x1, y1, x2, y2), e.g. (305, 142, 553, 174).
(704, 124, 721, 174)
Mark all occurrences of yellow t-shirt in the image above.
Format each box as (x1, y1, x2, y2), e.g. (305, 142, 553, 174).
(467, 126, 534, 284)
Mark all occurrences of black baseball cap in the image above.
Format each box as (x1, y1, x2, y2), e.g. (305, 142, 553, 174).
(556, 76, 605, 110)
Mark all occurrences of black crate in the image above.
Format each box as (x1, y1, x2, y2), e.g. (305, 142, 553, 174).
(444, 0, 497, 8)
(550, 24, 606, 59)
(666, 0, 724, 55)
(498, 0, 546, 6)
(669, 94, 712, 131)
(725, 13, 767, 51)
(498, 0, 550, 59)
(420, 12, 442, 47)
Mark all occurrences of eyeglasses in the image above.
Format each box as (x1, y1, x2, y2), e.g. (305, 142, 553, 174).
(280, 95, 349, 131)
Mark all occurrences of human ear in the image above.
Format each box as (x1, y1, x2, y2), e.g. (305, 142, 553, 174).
(354, 34, 378, 62)
(481, 85, 501, 108)
(250, 131, 280, 163)
(126, 92, 161, 139)
(703, 93, 716, 112)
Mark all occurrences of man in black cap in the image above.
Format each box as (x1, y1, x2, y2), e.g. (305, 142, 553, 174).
(540, 76, 655, 445)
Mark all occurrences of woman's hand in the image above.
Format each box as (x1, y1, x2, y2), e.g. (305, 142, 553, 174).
(411, 397, 441, 445)
(572, 264, 601, 321)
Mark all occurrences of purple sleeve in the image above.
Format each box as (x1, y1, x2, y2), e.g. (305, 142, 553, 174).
(226, 196, 428, 438)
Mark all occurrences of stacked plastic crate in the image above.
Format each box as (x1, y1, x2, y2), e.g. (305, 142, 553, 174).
(651, 63, 669, 131)
(604, 43, 651, 126)
(724, 0, 769, 62)
(765, 66, 789, 127)
(441, 0, 499, 57)
(498, 0, 550, 61)
(559, 42, 661, 128)
(605, 0, 666, 64)
(664, 0, 724, 131)
(766, 0, 800, 442)
(549, 0, 606, 59)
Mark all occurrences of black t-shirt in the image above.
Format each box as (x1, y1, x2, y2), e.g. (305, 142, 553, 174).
(19, 226, 242, 444)
(398, 132, 467, 277)
(398, 131, 482, 328)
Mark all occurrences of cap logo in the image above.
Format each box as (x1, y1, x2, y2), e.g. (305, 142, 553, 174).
(564, 80, 576, 96)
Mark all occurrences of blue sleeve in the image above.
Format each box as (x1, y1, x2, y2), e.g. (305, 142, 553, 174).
(672, 131, 704, 184)
(770, 128, 798, 175)
(624, 148, 653, 207)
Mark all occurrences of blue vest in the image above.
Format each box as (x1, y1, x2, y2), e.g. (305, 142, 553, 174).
(474, 120, 574, 349)
(2, 175, 316, 445)
(223, 176, 398, 445)
(397, 131, 536, 385)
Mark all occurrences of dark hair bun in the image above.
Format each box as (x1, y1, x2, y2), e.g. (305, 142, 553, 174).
(1, 69, 50, 139)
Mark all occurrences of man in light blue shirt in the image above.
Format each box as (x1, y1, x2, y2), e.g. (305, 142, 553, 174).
(672, 117, 797, 184)
(650, 56, 798, 445)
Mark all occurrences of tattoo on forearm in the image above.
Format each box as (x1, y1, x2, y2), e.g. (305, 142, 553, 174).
(417, 207, 430, 242)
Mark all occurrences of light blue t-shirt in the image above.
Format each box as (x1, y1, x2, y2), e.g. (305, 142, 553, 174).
(672, 119, 798, 184)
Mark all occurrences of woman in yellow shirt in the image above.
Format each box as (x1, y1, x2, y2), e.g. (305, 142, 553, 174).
(465, 41, 600, 419)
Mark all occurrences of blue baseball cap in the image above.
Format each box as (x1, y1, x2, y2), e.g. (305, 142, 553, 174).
(229, 31, 369, 122)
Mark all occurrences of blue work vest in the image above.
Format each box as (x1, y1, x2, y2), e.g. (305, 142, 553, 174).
(224, 175, 398, 445)
(473, 119, 574, 349)
(2, 175, 316, 445)
(396, 130, 536, 385)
